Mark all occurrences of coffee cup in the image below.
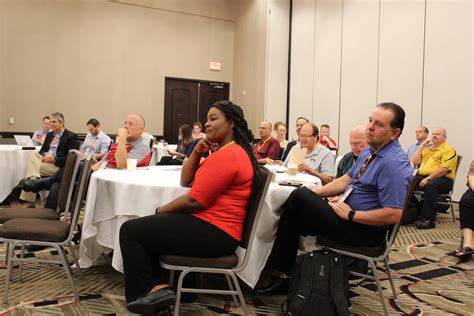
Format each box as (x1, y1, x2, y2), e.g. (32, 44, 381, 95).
(127, 158, 137, 171)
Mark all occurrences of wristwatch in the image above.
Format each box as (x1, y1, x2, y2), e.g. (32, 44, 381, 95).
(348, 210, 356, 222)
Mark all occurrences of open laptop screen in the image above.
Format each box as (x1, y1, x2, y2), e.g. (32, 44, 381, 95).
(14, 135, 34, 147)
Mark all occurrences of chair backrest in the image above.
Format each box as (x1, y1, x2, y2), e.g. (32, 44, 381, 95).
(62, 156, 94, 244)
(451, 154, 463, 186)
(240, 167, 273, 250)
(384, 170, 420, 255)
(56, 149, 82, 213)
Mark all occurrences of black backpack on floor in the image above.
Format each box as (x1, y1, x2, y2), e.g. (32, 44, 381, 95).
(285, 249, 350, 316)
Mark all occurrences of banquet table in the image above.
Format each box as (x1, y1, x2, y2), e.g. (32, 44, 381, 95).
(0, 145, 39, 202)
(78, 165, 321, 287)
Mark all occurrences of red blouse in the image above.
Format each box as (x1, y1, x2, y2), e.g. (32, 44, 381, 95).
(189, 144, 254, 241)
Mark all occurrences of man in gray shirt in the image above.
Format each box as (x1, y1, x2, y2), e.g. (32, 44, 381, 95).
(92, 114, 150, 170)
(283, 122, 334, 185)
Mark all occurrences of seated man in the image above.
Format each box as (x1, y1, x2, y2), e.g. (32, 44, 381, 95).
(32, 115, 51, 145)
(282, 117, 309, 161)
(25, 114, 151, 208)
(253, 120, 281, 164)
(406, 126, 429, 159)
(411, 127, 458, 229)
(93, 113, 151, 170)
(336, 125, 368, 178)
(320, 124, 337, 150)
(283, 122, 334, 185)
(258, 103, 413, 290)
(19, 112, 79, 208)
(80, 118, 111, 160)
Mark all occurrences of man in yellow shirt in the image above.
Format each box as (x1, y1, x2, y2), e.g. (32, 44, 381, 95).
(411, 127, 458, 229)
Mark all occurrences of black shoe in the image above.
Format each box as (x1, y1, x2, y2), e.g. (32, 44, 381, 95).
(127, 288, 176, 314)
(416, 219, 436, 229)
(26, 245, 48, 252)
(23, 178, 48, 193)
(255, 277, 289, 294)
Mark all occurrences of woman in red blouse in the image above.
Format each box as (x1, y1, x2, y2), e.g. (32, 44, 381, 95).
(120, 101, 260, 314)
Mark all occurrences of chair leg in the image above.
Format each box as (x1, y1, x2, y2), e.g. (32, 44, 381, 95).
(168, 270, 175, 287)
(450, 201, 455, 222)
(3, 243, 9, 266)
(228, 272, 249, 315)
(67, 243, 84, 279)
(384, 258, 397, 299)
(368, 259, 389, 316)
(57, 246, 80, 300)
(225, 274, 239, 307)
(18, 245, 26, 282)
(174, 269, 190, 316)
(3, 242, 16, 304)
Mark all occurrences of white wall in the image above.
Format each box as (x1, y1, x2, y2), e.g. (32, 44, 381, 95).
(233, 0, 269, 132)
(265, 0, 290, 127)
(289, 0, 473, 199)
(421, 0, 472, 200)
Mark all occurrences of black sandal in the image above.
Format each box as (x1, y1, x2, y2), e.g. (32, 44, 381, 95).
(454, 247, 473, 260)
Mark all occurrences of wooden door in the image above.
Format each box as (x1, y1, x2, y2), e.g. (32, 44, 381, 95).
(164, 78, 229, 143)
(164, 79, 198, 144)
(197, 82, 230, 126)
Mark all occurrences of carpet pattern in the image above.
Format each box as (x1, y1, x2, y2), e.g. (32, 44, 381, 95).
(0, 211, 472, 315)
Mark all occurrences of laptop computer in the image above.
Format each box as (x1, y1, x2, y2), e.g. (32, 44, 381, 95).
(14, 135, 34, 147)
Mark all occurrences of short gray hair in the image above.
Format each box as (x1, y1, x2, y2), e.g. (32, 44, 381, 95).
(50, 112, 65, 125)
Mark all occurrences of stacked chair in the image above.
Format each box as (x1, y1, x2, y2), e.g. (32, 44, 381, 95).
(0, 150, 94, 303)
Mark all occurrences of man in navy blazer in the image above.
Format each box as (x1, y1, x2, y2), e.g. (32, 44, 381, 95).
(19, 112, 79, 207)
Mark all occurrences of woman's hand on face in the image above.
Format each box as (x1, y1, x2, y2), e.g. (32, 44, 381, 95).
(194, 138, 215, 154)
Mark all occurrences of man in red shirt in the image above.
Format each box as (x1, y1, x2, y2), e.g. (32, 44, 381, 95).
(320, 124, 338, 150)
(253, 120, 281, 164)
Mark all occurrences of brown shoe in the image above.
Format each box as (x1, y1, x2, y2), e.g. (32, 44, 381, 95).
(18, 202, 35, 208)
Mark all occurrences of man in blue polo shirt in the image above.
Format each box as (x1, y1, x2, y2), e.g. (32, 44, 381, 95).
(257, 102, 413, 289)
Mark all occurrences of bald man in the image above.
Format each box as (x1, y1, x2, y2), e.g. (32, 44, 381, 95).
(336, 125, 368, 178)
(92, 114, 151, 170)
(253, 121, 281, 164)
(411, 127, 459, 229)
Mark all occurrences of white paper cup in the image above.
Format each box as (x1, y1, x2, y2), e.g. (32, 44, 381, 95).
(127, 158, 137, 171)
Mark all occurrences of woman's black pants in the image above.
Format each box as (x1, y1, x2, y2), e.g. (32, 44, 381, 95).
(119, 213, 238, 302)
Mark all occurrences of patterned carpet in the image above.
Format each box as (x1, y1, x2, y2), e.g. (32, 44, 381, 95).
(0, 210, 472, 315)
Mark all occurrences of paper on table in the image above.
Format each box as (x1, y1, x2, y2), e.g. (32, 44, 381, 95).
(265, 164, 288, 173)
(288, 146, 306, 166)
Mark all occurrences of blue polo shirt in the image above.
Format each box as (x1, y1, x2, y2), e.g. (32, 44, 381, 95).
(345, 139, 413, 211)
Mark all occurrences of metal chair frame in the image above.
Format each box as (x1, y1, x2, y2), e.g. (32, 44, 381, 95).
(316, 170, 419, 316)
(160, 168, 273, 315)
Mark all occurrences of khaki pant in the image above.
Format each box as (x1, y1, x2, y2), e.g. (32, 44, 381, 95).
(19, 152, 59, 202)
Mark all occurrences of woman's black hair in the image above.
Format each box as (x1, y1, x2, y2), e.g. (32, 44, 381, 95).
(210, 100, 261, 197)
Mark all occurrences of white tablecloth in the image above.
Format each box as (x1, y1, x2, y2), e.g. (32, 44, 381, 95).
(0, 145, 39, 202)
(78, 166, 321, 287)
